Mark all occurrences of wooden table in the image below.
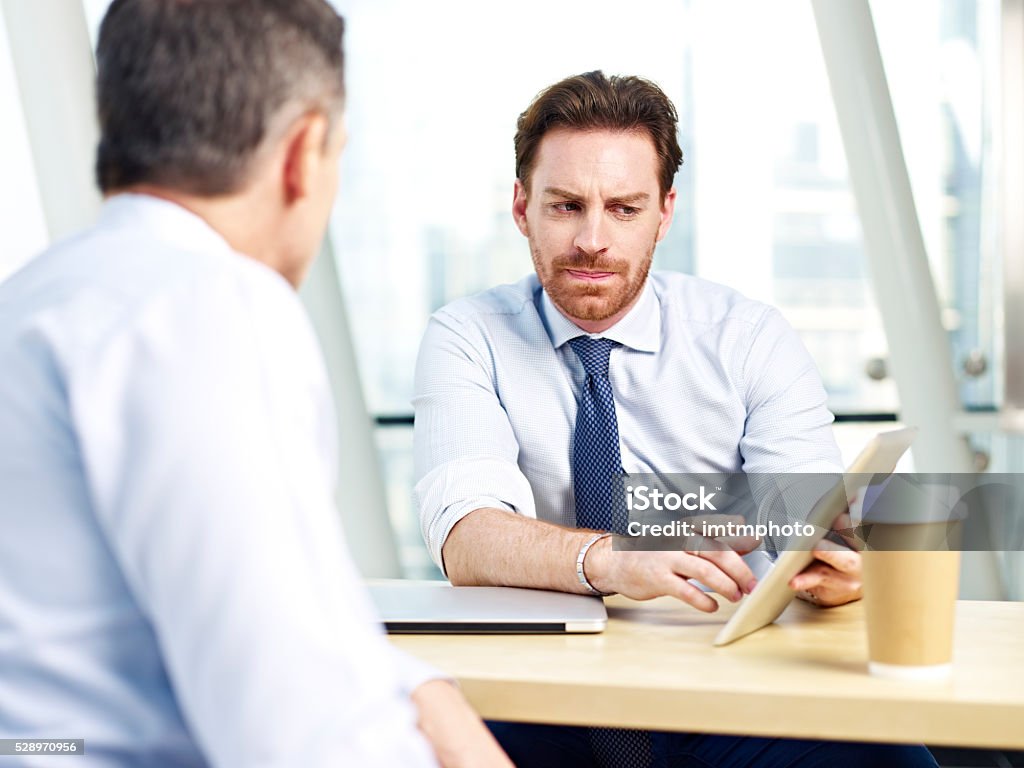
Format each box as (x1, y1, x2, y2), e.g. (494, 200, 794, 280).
(392, 596, 1024, 749)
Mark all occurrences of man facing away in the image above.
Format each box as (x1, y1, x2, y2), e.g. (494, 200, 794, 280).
(413, 71, 937, 767)
(0, 1, 510, 766)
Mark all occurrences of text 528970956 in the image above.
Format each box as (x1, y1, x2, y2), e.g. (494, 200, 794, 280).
(0, 739, 84, 756)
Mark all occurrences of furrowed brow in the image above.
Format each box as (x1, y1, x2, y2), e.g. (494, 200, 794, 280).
(541, 186, 582, 200)
(608, 192, 651, 205)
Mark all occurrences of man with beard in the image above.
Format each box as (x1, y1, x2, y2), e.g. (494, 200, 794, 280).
(412, 71, 937, 767)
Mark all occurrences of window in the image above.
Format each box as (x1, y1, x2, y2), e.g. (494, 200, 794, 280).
(330, 0, 997, 418)
(330, 0, 999, 575)
(63, 0, 1002, 578)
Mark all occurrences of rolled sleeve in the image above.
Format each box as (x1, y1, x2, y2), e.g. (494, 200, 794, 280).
(414, 457, 536, 573)
(413, 310, 537, 574)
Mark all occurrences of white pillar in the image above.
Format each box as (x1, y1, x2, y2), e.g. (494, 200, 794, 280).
(1, 0, 100, 240)
(999, 0, 1024, 600)
(811, 0, 1004, 598)
(301, 241, 402, 578)
(1003, 0, 1024, 413)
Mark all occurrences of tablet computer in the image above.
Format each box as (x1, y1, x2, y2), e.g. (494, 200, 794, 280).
(712, 427, 917, 646)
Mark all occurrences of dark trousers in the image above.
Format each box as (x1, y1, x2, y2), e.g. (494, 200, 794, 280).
(487, 722, 938, 768)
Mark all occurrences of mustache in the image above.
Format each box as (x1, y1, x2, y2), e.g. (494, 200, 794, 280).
(552, 251, 626, 272)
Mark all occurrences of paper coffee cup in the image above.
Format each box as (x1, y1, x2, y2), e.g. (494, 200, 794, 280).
(861, 550, 960, 680)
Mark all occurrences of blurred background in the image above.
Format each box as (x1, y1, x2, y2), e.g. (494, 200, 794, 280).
(1, 0, 1021, 593)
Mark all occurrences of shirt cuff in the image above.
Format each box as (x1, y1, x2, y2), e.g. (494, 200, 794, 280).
(414, 457, 536, 575)
(428, 497, 518, 577)
(390, 646, 451, 696)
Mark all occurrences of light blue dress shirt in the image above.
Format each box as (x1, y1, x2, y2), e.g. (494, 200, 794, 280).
(413, 272, 843, 571)
(0, 195, 437, 767)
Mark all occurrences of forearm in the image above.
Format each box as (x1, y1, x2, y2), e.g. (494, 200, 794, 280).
(441, 509, 756, 608)
(411, 679, 512, 768)
(442, 507, 599, 594)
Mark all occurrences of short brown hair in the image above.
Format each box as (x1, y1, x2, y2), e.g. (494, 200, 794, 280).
(95, 0, 345, 196)
(514, 70, 683, 199)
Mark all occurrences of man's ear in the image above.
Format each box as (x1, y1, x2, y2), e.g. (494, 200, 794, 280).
(656, 186, 677, 243)
(282, 112, 330, 204)
(512, 179, 530, 237)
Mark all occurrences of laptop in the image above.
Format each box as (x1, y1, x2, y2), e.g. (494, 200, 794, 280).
(713, 427, 917, 646)
(366, 579, 608, 634)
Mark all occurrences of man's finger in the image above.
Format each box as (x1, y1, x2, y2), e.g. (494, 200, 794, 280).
(664, 574, 719, 613)
(697, 547, 759, 594)
(671, 553, 744, 602)
(789, 562, 831, 592)
(811, 539, 860, 574)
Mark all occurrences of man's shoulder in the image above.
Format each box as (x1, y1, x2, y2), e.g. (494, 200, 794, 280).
(8, 220, 283, 297)
(431, 274, 540, 327)
(0, 220, 301, 361)
(650, 271, 777, 330)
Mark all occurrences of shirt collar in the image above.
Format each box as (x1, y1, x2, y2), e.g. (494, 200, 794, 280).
(540, 278, 661, 353)
(97, 193, 235, 257)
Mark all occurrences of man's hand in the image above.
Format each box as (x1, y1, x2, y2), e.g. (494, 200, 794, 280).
(442, 509, 757, 613)
(788, 538, 862, 607)
(411, 679, 512, 768)
(585, 536, 759, 613)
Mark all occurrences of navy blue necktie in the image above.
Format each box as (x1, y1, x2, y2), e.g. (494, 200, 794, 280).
(569, 336, 625, 533)
(568, 336, 652, 768)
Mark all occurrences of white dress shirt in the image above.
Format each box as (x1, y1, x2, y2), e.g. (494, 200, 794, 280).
(0, 195, 438, 767)
(413, 272, 843, 571)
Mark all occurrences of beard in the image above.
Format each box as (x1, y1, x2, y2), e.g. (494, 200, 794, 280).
(530, 237, 656, 324)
